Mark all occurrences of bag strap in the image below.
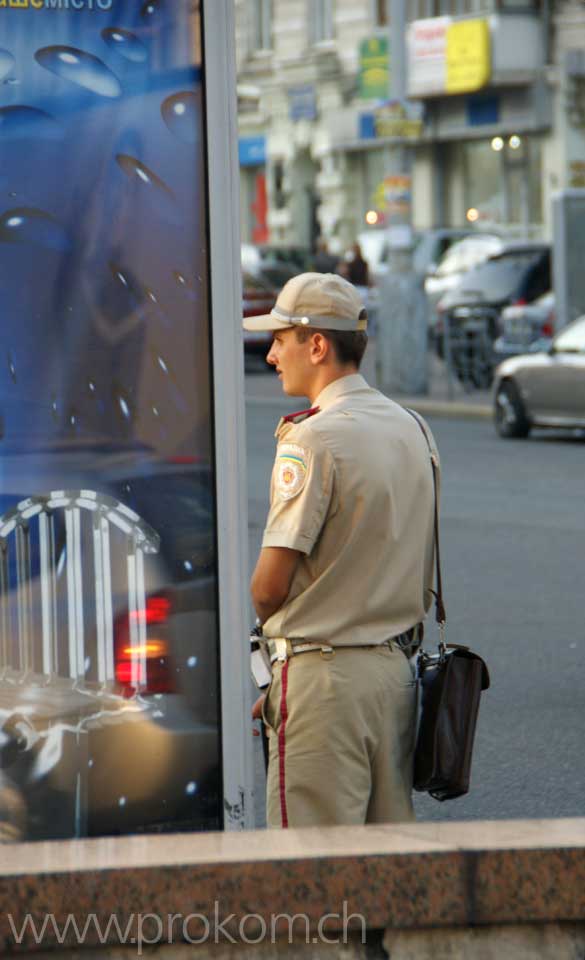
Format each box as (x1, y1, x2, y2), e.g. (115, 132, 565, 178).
(405, 408, 447, 628)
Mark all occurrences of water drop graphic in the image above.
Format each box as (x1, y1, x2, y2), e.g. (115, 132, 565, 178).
(0, 50, 15, 83)
(116, 154, 179, 224)
(187, 655, 197, 668)
(88, 380, 96, 393)
(7, 352, 16, 384)
(141, 0, 162, 18)
(185, 781, 198, 796)
(118, 796, 127, 807)
(183, 560, 193, 572)
(0, 207, 70, 252)
(102, 28, 148, 64)
(161, 91, 200, 145)
(0, 106, 63, 142)
(34, 46, 122, 99)
(172, 270, 198, 301)
(113, 384, 133, 422)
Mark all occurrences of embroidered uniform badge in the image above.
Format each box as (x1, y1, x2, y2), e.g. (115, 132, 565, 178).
(276, 443, 308, 500)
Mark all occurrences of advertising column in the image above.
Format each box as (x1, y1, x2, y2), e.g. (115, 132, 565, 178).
(0, 0, 252, 839)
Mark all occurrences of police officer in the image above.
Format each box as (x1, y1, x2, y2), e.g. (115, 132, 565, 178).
(244, 273, 439, 828)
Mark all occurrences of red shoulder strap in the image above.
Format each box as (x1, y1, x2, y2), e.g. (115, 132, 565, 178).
(283, 406, 320, 424)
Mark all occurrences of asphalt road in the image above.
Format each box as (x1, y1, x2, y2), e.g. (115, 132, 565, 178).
(245, 366, 585, 826)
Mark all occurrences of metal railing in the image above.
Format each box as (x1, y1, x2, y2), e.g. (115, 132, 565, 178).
(444, 314, 496, 392)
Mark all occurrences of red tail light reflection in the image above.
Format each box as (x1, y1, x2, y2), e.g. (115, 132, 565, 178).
(114, 595, 176, 696)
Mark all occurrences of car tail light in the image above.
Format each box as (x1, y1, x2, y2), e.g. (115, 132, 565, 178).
(541, 310, 555, 338)
(512, 297, 527, 306)
(114, 595, 176, 696)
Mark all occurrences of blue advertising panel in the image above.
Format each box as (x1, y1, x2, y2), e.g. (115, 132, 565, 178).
(0, 0, 223, 839)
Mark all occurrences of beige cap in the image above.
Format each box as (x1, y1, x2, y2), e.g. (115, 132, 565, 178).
(242, 272, 367, 333)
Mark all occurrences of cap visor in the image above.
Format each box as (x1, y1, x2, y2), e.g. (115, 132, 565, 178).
(242, 313, 291, 332)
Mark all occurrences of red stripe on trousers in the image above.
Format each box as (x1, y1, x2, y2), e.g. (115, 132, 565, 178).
(278, 659, 290, 828)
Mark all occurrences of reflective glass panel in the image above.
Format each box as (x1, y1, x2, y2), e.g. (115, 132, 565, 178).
(0, 1, 221, 841)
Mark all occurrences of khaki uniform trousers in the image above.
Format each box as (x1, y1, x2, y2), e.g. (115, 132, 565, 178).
(263, 642, 417, 828)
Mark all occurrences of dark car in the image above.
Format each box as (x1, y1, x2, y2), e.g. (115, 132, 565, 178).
(493, 315, 585, 438)
(242, 268, 278, 357)
(436, 243, 551, 388)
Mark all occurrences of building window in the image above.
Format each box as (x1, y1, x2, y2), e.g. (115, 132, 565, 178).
(374, 0, 388, 26)
(310, 0, 334, 44)
(251, 0, 272, 52)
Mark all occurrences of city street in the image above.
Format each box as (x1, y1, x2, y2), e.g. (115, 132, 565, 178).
(245, 362, 585, 826)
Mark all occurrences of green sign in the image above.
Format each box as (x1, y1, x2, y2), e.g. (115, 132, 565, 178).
(359, 35, 390, 100)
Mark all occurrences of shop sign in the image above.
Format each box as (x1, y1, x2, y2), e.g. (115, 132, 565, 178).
(372, 174, 412, 220)
(374, 100, 423, 139)
(446, 19, 490, 94)
(288, 84, 317, 121)
(238, 135, 266, 167)
(408, 15, 491, 97)
(407, 16, 449, 97)
(358, 35, 390, 100)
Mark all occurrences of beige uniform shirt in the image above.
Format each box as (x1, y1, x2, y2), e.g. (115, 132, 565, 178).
(262, 374, 439, 645)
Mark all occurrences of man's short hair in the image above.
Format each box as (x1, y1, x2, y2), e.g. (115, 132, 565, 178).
(295, 312, 368, 367)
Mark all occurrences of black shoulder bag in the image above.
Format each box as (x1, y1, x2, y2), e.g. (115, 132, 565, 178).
(406, 409, 490, 802)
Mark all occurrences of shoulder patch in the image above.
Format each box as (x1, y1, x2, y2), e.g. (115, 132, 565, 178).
(276, 442, 309, 501)
(283, 406, 320, 425)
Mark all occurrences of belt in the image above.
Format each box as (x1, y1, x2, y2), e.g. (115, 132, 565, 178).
(265, 628, 421, 665)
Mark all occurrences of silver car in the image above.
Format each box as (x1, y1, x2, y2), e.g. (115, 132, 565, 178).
(494, 315, 585, 437)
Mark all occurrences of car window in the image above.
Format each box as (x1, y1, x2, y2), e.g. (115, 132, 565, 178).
(553, 317, 585, 353)
(460, 249, 548, 301)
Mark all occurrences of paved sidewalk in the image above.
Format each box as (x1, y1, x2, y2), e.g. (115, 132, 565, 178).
(245, 339, 492, 420)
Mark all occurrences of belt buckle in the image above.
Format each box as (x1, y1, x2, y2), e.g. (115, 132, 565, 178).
(268, 638, 288, 663)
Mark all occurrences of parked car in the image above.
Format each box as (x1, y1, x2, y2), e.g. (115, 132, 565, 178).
(242, 268, 278, 356)
(436, 243, 551, 387)
(357, 226, 475, 287)
(413, 227, 478, 278)
(493, 314, 585, 438)
(493, 291, 555, 362)
(425, 234, 503, 327)
(241, 243, 313, 274)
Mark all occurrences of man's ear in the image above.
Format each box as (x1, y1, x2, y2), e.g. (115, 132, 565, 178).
(309, 332, 329, 365)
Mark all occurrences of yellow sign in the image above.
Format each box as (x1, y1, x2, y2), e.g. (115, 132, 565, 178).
(446, 19, 490, 95)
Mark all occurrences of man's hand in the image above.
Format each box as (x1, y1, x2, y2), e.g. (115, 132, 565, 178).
(252, 693, 266, 737)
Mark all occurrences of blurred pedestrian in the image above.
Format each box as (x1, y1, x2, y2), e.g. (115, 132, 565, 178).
(347, 241, 369, 287)
(243, 272, 439, 828)
(313, 238, 338, 274)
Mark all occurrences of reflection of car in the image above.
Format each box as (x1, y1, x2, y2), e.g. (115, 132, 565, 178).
(436, 243, 551, 387)
(0, 451, 221, 840)
(494, 315, 585, 438)
(425, 234, 502, 326)
(493, 291, 555, 362)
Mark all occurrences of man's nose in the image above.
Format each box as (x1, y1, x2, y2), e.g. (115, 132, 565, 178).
(266, 343, 277, 365)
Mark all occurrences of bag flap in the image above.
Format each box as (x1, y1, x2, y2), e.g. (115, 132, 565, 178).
(452, 647, 490, 691)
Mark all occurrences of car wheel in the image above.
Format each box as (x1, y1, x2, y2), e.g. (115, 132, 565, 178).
(494, 380, 531, 438)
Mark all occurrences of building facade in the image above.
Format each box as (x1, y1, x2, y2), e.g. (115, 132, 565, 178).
(235, 0, 585, 252)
